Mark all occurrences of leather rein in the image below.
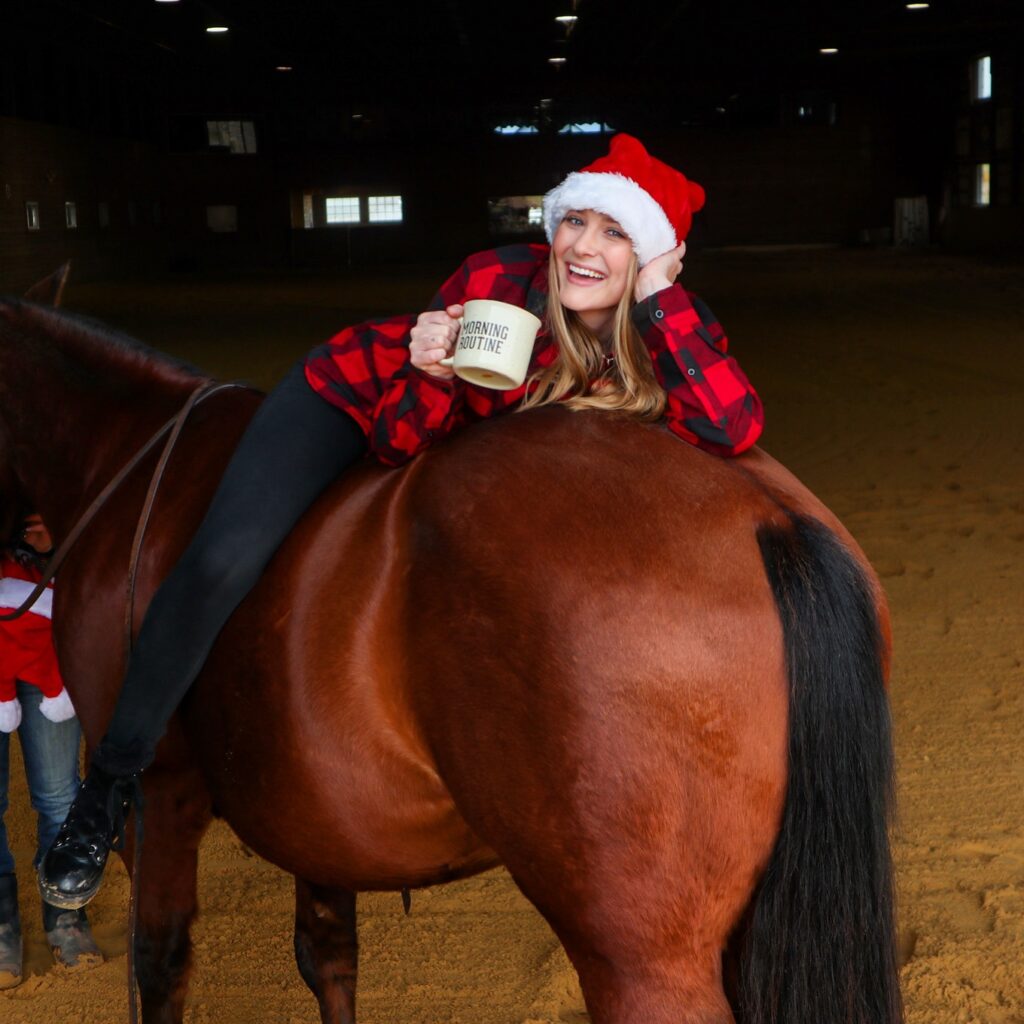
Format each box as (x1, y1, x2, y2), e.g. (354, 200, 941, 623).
(1, 380, 247, 638)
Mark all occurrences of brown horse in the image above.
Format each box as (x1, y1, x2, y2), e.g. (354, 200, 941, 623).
(0, 293, 901, 1024)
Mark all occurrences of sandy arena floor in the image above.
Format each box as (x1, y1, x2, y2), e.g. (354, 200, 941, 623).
(2, 247, 1022, 1023)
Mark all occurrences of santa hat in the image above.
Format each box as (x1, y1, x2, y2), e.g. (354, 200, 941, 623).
(543, 134, 706, 267)
(0, 560, 76, 733)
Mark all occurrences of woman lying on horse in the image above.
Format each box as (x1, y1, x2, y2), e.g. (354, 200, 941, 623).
(39, 133, 764, 908)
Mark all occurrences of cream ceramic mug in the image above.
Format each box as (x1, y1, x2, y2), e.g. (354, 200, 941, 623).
(440, 299, 542, 390)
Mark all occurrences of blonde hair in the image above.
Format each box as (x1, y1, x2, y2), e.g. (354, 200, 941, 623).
(518, 255, 667, 420)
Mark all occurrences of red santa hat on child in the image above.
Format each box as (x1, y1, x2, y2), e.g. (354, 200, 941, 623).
(543, 133, 706, 268)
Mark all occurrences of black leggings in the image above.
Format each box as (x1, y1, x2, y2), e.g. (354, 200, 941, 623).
(95, 363, 367, 775)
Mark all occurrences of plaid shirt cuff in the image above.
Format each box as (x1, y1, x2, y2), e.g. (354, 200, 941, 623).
(632, 285, 764, 456)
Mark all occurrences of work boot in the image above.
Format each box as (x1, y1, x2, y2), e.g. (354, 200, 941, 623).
(42, 902, 104, 971)
(0, 874, 22, 990)
(38, 765, 139, 910)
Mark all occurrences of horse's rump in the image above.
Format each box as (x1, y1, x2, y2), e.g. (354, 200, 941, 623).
(191, 408, 802, 899)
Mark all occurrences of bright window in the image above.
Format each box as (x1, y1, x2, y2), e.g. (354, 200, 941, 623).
(206, 120, 257, 154)
(325, 196, 361, 224)
(26, 201, 40, 230)
(557, 121, 614, 135)
(368, 195, 403, 223)
(972, 56, 992, 102)
(493, 124, 539, 135)
(65, 201, 78, 229)
(488, 195, 545, 234)
(974, 164, 991, 206)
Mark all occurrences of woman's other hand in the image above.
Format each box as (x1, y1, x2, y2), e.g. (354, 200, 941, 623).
(409, 304, 464, 379)
(634, 243, 686, 302)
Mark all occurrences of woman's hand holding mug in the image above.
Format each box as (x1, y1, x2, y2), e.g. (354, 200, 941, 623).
(410, 304, 464, 379)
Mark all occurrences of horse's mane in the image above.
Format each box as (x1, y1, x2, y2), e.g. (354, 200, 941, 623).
(0, 298, 208, 394)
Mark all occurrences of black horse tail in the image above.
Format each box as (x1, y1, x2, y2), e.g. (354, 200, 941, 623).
(739, 513, 902, 1024)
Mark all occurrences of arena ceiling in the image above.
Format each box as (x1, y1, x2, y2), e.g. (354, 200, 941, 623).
(9, 0, 1024, 129)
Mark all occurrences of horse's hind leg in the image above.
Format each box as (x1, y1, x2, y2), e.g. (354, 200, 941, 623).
(565, 943, 733, 1024)
(294, 878, 358, 1024)
(130, 767, 211, 1024)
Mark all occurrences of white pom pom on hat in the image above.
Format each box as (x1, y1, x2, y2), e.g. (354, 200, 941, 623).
(543, 134, 706, 267)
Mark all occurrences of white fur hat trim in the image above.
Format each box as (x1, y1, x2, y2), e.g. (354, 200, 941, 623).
(0, 699, 22, 733)
(543, 171, 678, 268)
(39, 689, 76, 724)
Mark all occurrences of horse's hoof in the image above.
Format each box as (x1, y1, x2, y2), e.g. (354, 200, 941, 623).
(45, 908, 104, 971)
(0, 920, 22, 990)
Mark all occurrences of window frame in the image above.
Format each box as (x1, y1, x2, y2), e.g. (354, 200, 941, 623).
(973, 162, 991, 207)
(325, 196, 362, 225)
(367, 195, 403, 224)
(320, 194, 405, 227)
(971, 55, 992, 103)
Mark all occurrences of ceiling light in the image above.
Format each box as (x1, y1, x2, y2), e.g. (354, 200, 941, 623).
(154, 1, 180, 4)
(555, 15, 578, 25)
(206, 25, 229, 33)
(905, 2, 929, 7)
(819, 47, 838, 54)
(275, 65, 293, 71)
(548, 57, 567, 65)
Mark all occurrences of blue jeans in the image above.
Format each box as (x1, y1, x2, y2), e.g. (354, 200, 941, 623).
(0, 679, 82, 876)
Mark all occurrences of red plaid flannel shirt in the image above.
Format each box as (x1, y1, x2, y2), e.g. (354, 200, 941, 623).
(304, 244, 763, 466)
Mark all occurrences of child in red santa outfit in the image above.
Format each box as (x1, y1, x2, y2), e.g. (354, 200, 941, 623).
(41, 134, 765, 910)
(0, 517, 76, 733)
(0, 514, 102, 987)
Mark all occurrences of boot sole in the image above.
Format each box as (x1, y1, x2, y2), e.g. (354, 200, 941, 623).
(0, 968, 22, 990)
(37, 877, 102, 912)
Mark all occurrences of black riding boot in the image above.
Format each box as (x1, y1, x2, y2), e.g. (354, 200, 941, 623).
(0, 873, 22, 990)
(38, 764, 139, 910)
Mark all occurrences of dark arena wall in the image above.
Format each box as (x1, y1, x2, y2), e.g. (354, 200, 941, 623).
(0, 6, 1022, 291)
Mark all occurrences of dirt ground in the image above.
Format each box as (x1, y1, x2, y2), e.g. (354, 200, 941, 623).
(2, 247, 1022, 1023)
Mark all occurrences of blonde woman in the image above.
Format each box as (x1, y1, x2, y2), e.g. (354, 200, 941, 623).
(41, 134, 764, 909)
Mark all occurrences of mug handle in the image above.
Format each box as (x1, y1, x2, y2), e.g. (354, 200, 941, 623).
(439, 315, 464, 367)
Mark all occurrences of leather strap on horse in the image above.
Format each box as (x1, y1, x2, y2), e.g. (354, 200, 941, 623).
(4, 377, 249, 1024)
(121, 380, 247, 648)
(0, 380, 246, 622)
(115, 379, 248, 1024)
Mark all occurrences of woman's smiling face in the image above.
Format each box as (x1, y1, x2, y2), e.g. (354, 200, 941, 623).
(552, 209, 635, 339)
